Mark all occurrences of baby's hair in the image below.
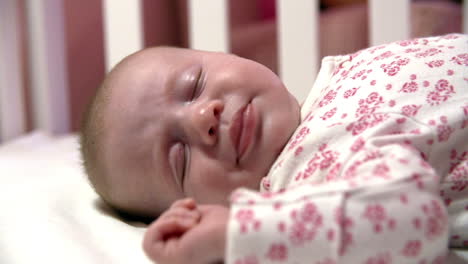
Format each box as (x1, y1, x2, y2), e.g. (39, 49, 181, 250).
(80, 46, 169, 196)
(79, 50, 136, 209)
(80, 47, 182, 220)
(79, 53, 161, 221)
(80, 79, 113, 206)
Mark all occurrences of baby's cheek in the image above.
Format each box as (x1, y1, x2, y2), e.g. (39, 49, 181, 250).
(185, 161, 235, 205)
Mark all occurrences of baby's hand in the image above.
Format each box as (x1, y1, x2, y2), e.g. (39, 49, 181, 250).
(143, 198, 229, 264)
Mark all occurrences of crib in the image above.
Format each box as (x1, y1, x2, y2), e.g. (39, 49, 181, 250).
(0, 0, 467, 263)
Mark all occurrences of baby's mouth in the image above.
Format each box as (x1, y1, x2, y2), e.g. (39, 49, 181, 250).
(229, 102, 257, 163)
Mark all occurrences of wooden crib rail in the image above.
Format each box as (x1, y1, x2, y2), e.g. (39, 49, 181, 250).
(25, 0, 70, 135)
(369, 0, 410, 46)
(188, 0, 229, 53)
(1, 0, 70, 142)
(276, 0, 319, 103)
(102, 0, 144, 72)
(0, 0, 26, 142)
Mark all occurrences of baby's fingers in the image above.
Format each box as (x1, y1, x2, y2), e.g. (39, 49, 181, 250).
(170, 197, 196, 210)
(143, 217, 197, 262)
(159, 206, 201, 223)
(147, 216, 197, 242)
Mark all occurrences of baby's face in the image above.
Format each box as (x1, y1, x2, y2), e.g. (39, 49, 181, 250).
(103, 47, 300, 216)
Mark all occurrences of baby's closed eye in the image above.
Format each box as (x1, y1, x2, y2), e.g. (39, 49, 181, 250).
(169, 143, 190, 191)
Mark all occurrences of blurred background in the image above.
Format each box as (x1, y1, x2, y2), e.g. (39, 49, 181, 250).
(8, 0, 464, 132)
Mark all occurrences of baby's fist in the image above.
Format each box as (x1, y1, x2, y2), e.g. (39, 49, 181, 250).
(143, 199, 229, 264)
(143, 198, 200, 262)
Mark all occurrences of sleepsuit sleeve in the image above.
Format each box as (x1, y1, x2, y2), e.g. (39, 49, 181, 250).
(226, 116, 449, 264)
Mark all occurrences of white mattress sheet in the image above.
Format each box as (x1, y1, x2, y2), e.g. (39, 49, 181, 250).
(0, 132, 151, 264)
(0, 132, 466, 263)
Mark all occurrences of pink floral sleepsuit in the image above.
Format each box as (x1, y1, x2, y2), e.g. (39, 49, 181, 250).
(227, 34, 468, 264)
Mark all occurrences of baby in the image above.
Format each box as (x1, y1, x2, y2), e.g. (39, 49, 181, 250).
(81, 34, 468, 264)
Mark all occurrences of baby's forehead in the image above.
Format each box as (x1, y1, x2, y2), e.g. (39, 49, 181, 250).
(105, 47, 228, 126)
(131, 47, 203, 67)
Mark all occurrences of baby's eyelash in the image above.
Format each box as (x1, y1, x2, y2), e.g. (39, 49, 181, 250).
(170, 143, 186, 190)
(181, 143, 190, 189)
(190, 70, 204, 101)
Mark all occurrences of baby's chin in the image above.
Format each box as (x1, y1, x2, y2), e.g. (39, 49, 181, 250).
(267, 103, 300, 170)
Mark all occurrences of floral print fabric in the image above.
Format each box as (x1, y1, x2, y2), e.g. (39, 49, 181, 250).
(227, 34, 468, 264)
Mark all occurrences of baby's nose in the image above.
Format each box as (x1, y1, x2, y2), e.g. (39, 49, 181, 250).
(190, 100, 223, 146)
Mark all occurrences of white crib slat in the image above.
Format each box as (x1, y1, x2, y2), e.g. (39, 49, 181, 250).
(369, 0, 410, 46)
(277, 0, 319, 103)
(188, 0, 229, 52)
(25, 0, 70, 134)
(0, 0, 26, 142)
(102, 0, 144, 71)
